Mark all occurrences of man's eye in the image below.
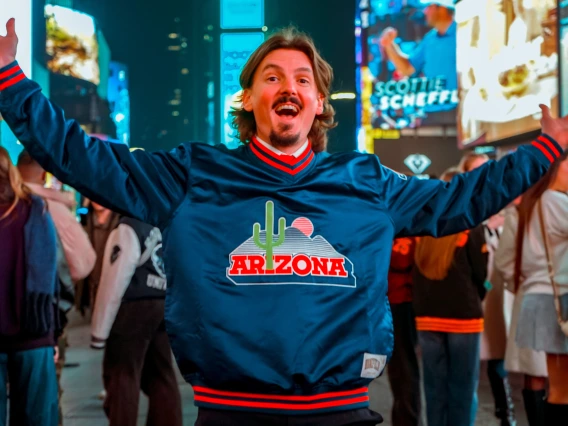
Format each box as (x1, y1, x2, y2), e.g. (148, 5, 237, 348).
(267, 76, 278, 82)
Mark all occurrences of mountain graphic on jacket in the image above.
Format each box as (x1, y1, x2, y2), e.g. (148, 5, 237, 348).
(226, 201, 356, 287)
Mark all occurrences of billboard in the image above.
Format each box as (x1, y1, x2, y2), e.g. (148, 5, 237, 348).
(221, 0, 264, 29)
(45, 5, 100, 85)
(456, 0, 558, 146)
(356, 0, 459, 148)
(220, 32, 264, 148)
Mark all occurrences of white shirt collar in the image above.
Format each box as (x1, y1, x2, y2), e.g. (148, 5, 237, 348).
(255, 136, 309, 158)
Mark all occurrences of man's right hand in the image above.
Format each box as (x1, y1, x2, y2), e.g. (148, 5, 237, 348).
(0, 19, 18, 69)
(379, 27, 398, 48)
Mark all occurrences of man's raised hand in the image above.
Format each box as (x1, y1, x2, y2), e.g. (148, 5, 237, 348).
(0, 19, 18, 69)
(540, 104, 568, 150)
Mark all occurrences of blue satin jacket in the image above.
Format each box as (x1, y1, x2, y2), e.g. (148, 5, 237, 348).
(0, 61, 562, 415)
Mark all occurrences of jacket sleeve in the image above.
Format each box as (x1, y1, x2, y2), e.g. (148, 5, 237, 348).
(90, 224, 140, 347)
(466, 226, 489, 300)
(0, 62, 190, 227)
(375, 136, 563, 237)
(47, 200, 96, 282)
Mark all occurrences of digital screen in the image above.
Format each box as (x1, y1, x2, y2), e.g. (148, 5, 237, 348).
(220, 32, 264, 148)
(356, 0, 458, 143)
(560, 0, 568, 115)
(456, 0, 558, 145)
(221, 0, 264, 29)
(45, 5, 100, 85)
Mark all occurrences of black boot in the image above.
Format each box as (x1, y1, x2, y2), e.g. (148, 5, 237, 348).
(522, 389, 546, 426)
(545, 402, 568, 426)
(498, 379, 516, 426)
(488, 360, 517, 425)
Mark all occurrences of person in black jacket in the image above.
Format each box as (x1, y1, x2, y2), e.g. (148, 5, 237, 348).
(90, 217, 181, 426)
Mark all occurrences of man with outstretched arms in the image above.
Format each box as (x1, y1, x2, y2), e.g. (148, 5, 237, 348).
(1, 19, 566, 425)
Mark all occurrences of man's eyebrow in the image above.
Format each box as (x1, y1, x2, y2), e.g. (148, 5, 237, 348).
(261, 64, 313, 74)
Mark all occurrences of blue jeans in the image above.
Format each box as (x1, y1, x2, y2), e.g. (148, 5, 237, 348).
(0, 347, 58, 426)
(419, 331, 481, 426)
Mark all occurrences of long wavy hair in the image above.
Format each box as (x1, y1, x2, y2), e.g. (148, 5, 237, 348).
(230, 26, 337, 153)
(414, 167, 464, 280)
(0, 146, 31, 221)
(513, 152, 568, 291)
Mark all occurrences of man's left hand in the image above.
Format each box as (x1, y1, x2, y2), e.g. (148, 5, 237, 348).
(540, 104, 568, 149)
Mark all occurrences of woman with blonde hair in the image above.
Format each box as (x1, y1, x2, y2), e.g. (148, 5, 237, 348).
(0, 146, 59, 425)
(413, 167, 488, 426)
(514, 152, 568, 424)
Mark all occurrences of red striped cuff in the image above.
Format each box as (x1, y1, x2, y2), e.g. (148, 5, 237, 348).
(0, 62, 25, 91)
(193, 386, 369, 415)
(531, 134, 563, 163)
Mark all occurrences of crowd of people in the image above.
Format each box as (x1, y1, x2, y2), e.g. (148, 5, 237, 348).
(1, 15, 568, 426)
(387, 152, 568, 426)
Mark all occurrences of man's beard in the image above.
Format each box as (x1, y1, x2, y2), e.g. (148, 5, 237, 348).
(270, 125, 301, 149)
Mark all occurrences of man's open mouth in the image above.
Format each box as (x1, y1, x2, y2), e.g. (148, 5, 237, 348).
(274, 104, 300, 117)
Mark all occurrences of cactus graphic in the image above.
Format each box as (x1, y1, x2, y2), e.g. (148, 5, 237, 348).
(253, 201, 286, 270)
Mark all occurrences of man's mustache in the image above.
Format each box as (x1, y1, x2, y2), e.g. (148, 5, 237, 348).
(272, 96, 303, 110)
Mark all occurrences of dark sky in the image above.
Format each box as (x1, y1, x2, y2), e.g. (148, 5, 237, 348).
(76, 0, 185, 148)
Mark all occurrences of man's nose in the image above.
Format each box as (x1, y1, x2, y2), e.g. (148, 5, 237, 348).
(279, 77, 297, 96)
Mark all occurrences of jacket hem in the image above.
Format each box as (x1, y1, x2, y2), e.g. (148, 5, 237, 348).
(416, 316, 484, 333)
(191, 385, 369, 415)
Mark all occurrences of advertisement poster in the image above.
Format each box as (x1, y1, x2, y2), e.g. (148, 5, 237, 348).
(45, 5, 100, 85)
(356, 0, 459, 150)
(456, 0, 558, 145)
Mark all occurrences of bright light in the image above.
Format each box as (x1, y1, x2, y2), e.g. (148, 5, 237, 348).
(169, 33, 179, 39)
(262, 26, 268, 32)
(0, 0, 33, 77)
(172, 111, 180, 117)
(330, 92, 356, 100)
(115, 113, 125, 123)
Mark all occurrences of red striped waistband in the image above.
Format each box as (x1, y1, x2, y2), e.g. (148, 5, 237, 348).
(193, 385, 370, 414)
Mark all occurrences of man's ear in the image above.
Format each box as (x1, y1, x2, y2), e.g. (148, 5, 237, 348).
(316, 94, 324, 115)
(242, 89, 253, 112)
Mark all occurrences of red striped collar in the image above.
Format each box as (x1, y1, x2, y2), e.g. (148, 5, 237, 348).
(250, 136, 315, 176)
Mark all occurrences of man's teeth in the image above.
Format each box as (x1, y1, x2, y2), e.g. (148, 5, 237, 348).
(276, 105, 298, 112)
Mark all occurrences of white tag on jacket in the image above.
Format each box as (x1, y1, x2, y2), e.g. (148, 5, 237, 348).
(360, 353, 387, 379)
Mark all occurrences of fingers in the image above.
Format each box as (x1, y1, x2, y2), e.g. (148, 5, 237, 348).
(539, 104, 550, 117)
(6, 18, 15, 36)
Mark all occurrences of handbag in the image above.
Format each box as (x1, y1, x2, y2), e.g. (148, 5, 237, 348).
(537, 198, 568, 337)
